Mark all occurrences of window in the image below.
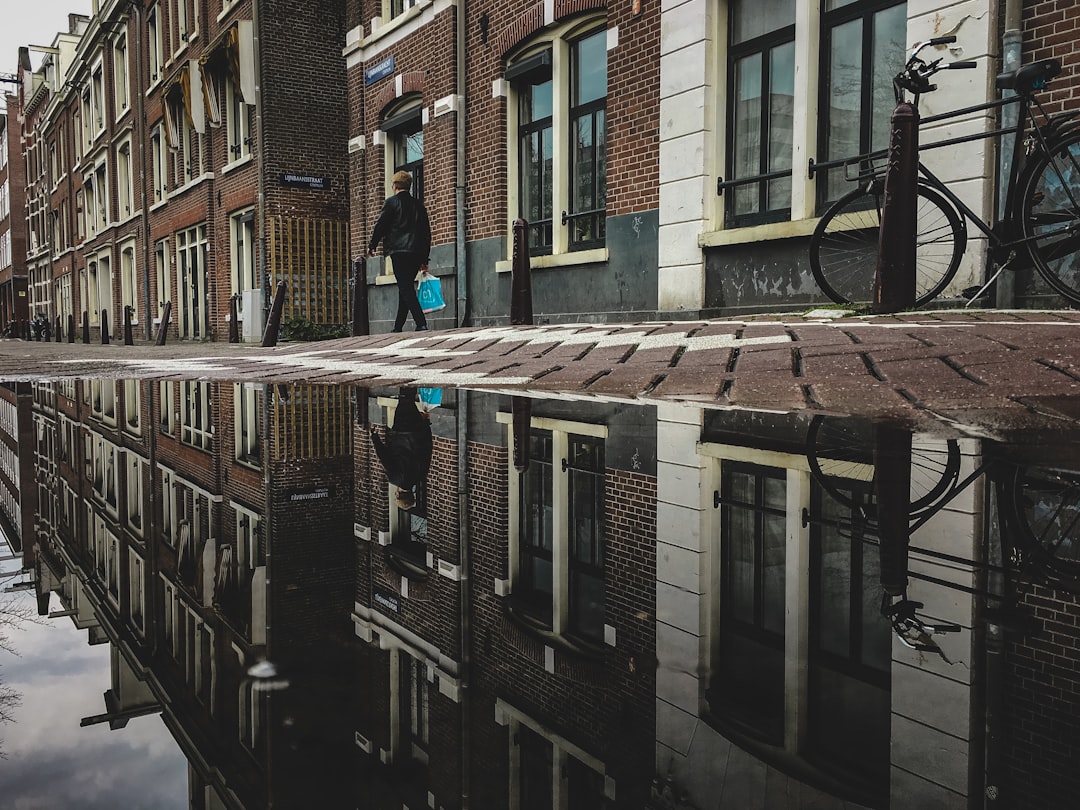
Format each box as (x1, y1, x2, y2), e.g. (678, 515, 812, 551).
(722, 0, 906, 225)
(713, 462, 787, 742)
(180, 381, 212, 450)
(117, 140, 133, 218)
(506, 417, 607, 645)
(148, 4, 163, 83)
(129, 554, 145, 633)
(176, 225, 208, 338)
(154, 237, 171, 321)
(234, 382, 261, 465)
(114, 33, 129, 114)
(120, 240, 137, 325)
(386, 0, 421, 22)
(124, 379, 142, 436)
(151, 125, 168, 203)
(230, 209, 256, 294)
(817, 0, 906, 205)
(226, 76, 250, 162)
(91, 60, 105, 134)
(507, 20, 607, 256)
(396, 651, 429, 765)
(497, 700, 611, 809)
(381, 100, 424, 202)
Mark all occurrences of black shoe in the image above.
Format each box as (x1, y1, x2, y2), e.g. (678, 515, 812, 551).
(416, 325, 429, 332)
(391, 328, 403, 333)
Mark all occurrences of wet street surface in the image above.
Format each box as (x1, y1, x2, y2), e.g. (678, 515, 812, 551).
(0, 316, 1078, 808)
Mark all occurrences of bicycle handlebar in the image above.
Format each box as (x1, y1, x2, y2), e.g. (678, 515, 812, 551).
(895, 40, 977, 99)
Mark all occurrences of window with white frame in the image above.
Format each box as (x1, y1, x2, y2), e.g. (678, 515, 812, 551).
(506, 19, 607, 256)
(234, 382, 261, 465)
(160, 380, 177, 436)
(496, 699, 611, 809)
(124, 379, 142, 435)
(722, 0, 906, 226)
(114, 33, 129, 115)
(230, 208, 256, 295)
(120, 240, 137, 325)
(126, 451, 144, 531)
(73, 107, 84, 165)
(381, 98, 424, 202)
(176, 224, 208, 339)
(151, 125, 168, 203)
(162, 576, 178, 655)
(85, 260, 100, 324)
(702, 444, 892, 798)
(91, 59, 105, 134)
(180, 381, 212, 450)
(505, 416, 607, 644)
(148, 3, 164, 83)
(226, 75, 250, 162)
(94, 160, 109, 230)
(117, 138, 133, 218)
(75, 188, 86, 242)
(155, 237, 171, 318)
(129, 553, 145, 633)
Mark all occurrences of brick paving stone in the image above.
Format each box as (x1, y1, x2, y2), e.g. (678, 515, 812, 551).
(727, 377, 810, 411)
(786, 324, 861, 346)
(733, 347, 795, 373)
(586, 364, 669, 396)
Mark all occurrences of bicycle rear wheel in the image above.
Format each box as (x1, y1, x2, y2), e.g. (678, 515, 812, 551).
(809, 182, 967, 307)
(1020, 132, 1080, 305)
(806, 416, 961, 519)
(1005, 465, 1080, 585)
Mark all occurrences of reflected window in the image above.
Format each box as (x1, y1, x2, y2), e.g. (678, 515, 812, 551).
(397, 651, 429, 764)
(234, 383, 262, 465)
(809, 480, 891, 794)
(714, 462, 786, 743)
(514, 422, 606, 644)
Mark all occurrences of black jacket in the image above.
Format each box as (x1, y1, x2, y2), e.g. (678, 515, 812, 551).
(371, 423, 432, 490)
(368, 191, 431, 260)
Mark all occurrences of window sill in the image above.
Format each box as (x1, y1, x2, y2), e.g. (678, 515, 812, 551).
(503, 593, 606, 662)
(385, 541, 430, 581)
(699, 218, 819, 248)
(221, 155, 254, 175)
(352, 1, 436, 54)
(495, 247, 608, 273)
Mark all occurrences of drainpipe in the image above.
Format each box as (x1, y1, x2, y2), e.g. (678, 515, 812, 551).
(455, 0, 468, 327)
(253, 0, 267, 321)
(994, 0, 1023, 309)
(134, 2, 152, 340)
(457, 392, 471, 810)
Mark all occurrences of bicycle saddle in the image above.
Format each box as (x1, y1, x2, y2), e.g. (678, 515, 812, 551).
(996, 59, 1061, 92)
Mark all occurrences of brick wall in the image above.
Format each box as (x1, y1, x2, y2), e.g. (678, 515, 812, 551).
(1001, 580, 1080, 809)
(1022, 0, 1080, 115)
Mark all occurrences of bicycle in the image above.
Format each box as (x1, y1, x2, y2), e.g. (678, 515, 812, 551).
(808, 36, 1080, 308)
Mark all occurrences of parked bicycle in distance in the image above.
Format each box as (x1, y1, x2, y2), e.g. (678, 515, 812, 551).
(809, 36, 1080, 309)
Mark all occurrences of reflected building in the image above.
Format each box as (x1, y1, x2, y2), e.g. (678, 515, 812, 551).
(9, 380, 1080, 809)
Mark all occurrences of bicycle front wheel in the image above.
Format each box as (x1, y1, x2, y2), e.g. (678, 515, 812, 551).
(1021, 132, 1080, 305)
(809, 182, 966, 307)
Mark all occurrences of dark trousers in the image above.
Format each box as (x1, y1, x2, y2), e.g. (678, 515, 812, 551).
(391, 253, 427, 332)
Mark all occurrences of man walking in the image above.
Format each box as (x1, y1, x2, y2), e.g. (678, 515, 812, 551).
(368, 170, 431, 332)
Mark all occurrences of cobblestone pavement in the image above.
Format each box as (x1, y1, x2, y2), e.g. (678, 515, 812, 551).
(5, 309, 1080, 434)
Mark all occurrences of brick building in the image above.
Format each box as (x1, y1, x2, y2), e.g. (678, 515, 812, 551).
(10, 0, 350, 345)
(1, 67, 30, 333)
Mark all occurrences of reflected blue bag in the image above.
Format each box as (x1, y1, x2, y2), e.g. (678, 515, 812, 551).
(419, 387, 443, 408)
(417, 271, 446, 313)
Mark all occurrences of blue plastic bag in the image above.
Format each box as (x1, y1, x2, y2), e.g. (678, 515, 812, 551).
(419, 387, 443, 409)
(417, 271, 446, 314)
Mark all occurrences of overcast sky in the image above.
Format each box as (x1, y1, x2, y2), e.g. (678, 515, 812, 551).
(1, 0, 96, 77)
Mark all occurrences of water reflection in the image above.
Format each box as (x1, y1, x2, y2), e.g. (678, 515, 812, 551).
(1, 378, 1078, 808)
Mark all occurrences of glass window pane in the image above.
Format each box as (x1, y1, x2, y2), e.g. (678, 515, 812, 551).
(574, 30, 607, 104)
(826, 18, 864, 201)
(521, 80, 553, 124)
(767, 40, 795, 210)
(733, 53, 762, 216)
(731, 0, 795, 44)
(871, 4, 908, 154)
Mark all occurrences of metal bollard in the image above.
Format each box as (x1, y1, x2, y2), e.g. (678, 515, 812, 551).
(510, 218, 533, 325)
(100, 310, 110, 345)
(123, 306, 134, 345)
(228, 295, 240, 343)
(82, 311, 90, 344)
(54, 316, 62, 342)
(67, 314, 75, 343)
(875, 424, 913, 595)
(873, 101, 920, 313)
(155, 302, 172, 345)
(351, 257, 369, 336)
(261, 281, 287, 347)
